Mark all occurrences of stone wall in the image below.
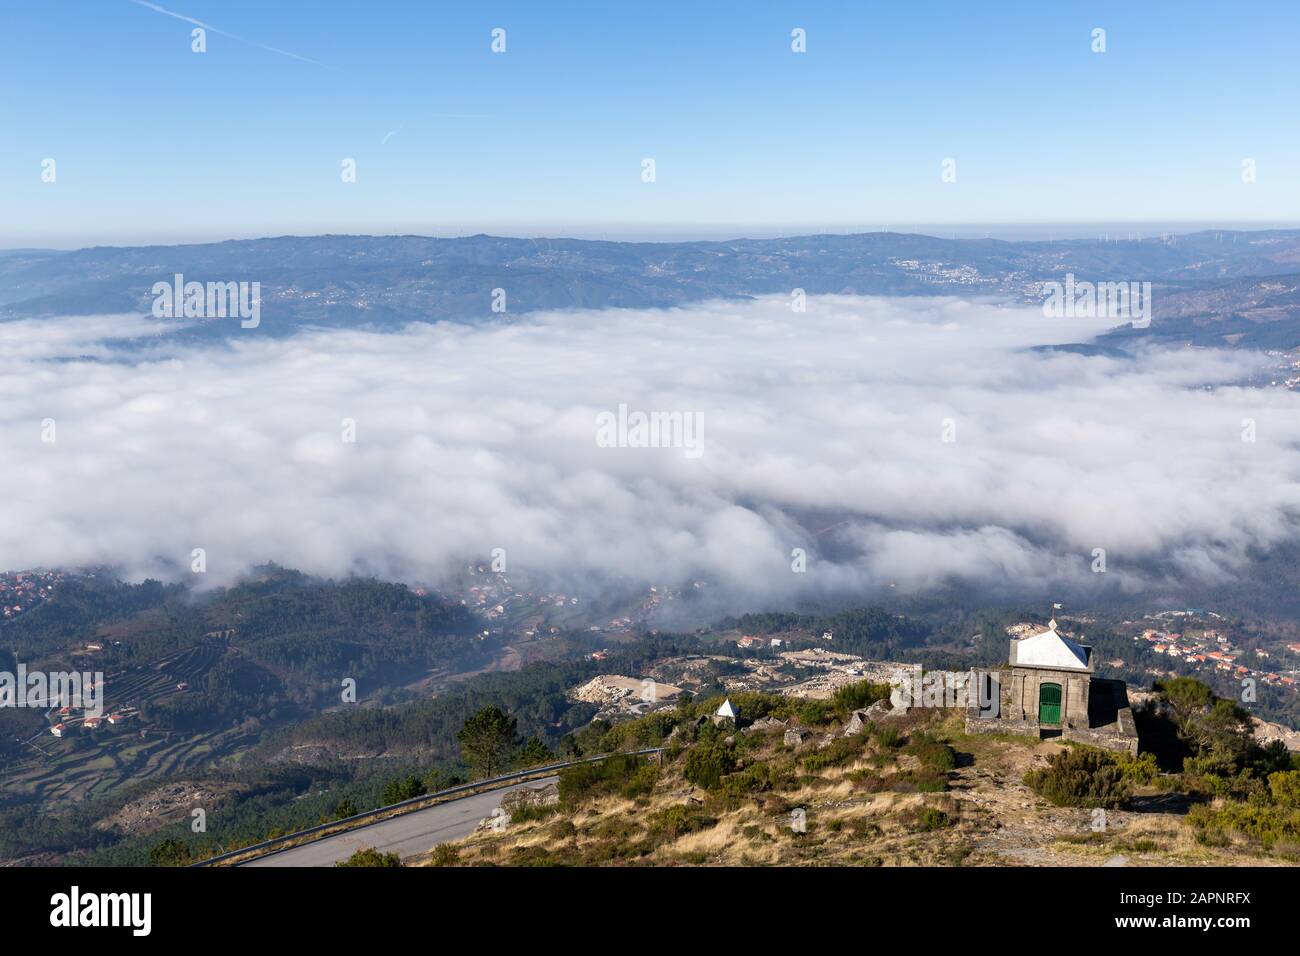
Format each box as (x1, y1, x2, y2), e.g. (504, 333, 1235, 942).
(964, 707, 1039, 737)
(1062, 723, 1139, 756)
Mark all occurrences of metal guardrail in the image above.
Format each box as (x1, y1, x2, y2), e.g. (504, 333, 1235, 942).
(193, 747, 666, 867)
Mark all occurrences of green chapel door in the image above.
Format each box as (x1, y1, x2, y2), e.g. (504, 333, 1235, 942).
(1038, 683, 1062, 725)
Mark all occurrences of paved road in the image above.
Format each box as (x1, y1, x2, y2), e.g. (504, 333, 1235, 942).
(242, 776, 559, 867)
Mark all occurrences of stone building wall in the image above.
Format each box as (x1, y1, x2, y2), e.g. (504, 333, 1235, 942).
(1005, 666, 1090, 728)
(1062, 723, 1139, 756)
(964, 667, 1140, 755)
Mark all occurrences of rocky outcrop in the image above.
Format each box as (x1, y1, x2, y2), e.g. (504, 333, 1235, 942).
(842, 710, 870, 737)
(744, 716, 787, 734)
(501, 782, 559, 816)
(1250, 717, 1300, 752)
(784, 728, 811, 748)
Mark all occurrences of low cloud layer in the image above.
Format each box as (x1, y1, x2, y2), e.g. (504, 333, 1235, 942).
(3, 296, 1299, 614)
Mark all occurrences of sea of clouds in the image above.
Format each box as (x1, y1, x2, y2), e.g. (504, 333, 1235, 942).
(2, 296, 1299, 614)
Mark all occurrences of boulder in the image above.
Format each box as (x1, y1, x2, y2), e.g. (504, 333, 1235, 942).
(784, 728, 811, 749)
(842, 709, 871, 737)
(500, 782, 559, 816)
(475, 808, 509, 832)
(865, 699, 892, 719)
(743, 715, 788, 735)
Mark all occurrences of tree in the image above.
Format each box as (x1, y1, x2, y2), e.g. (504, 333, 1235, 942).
(457, 706, 519, 779)
(382, 775, 426, 805)
(1156, 677, 1254, 771)
(333, 798, 358, 819)
(515, 736, 553, 769)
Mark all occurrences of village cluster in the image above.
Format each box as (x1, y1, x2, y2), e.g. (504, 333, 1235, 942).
(0, 569, 63, 620)
(47, 707, 137, 739)
(448, 564, 686, 643)
(1133, 610, 1299, 690)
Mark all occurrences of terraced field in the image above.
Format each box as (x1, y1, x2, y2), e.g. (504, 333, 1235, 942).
(0, 638, 256, 804)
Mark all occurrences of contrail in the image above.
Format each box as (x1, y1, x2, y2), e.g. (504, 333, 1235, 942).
(128, 0, 333, 69)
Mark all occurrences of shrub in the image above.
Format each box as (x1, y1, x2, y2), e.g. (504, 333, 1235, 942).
(720, 761, 787, 797)
(601, 711, 680, 750)
(832, 680, 892, 715)
(905, 732, 957, 773)
(794, 699, 838, 726)
(148, 839, 191, 868)
(1115, 751, 1159, 785)
(1188, 801, 1300, 851)
(684, 743, 736, 789)
(944, 843, 974, 865)
(1269, 770, 1300, 808)
(802, 735, 868, 773)
(909, 771, 949, 793)
(647, 804, 718, 841)
(429, 843, 459, 866)
(875, 726, 902, 749)
(548, 819, 577, 840)
(336, 847, 401, 867)
(847, 768, 888, 792)
(509, 802, 559, 824)
(558, 754, 656, 806)
(1023, 748, 1130, 809)
(915, 807, 951, 831)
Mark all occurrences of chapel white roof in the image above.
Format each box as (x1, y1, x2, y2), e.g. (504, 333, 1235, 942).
(1014, 620, 1091, 670)
(716, 698, 737, 718)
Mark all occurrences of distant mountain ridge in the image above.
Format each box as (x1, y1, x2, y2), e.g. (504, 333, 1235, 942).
(6, 230, 1300, 347)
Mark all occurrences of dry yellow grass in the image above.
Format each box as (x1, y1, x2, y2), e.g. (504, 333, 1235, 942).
(421, 710, 1280, 868)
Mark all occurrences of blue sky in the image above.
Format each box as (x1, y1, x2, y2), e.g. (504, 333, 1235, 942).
(2, 0, 1299, 247)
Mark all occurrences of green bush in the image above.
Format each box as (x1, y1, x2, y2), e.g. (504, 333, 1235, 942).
(832, 680, 892, 715)
(1023, 748, 1130, 809)
(429, 843, 459, 866)
(148, 839, 191, 868)
(1189, 800, 1300, 851)
(600, 711, 680, 750)
(646, 804, 718, 841)
(915, 807, 951, 831)
(875, 726, 902, 749)
(794, 700, 838, 726)
(802, 735, 868, 773)
(558, 754, 657, 806)
(1115, 750, 1160, 784)
(509, 802, 559, 824)
(905, 732, 957, 773)
(336, 847, 401, 867)
(684, 743, 736, 789)
(1269, 770, 1300, 808)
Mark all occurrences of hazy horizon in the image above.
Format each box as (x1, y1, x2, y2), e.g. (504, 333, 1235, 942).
(10, 220, 1300, 253)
